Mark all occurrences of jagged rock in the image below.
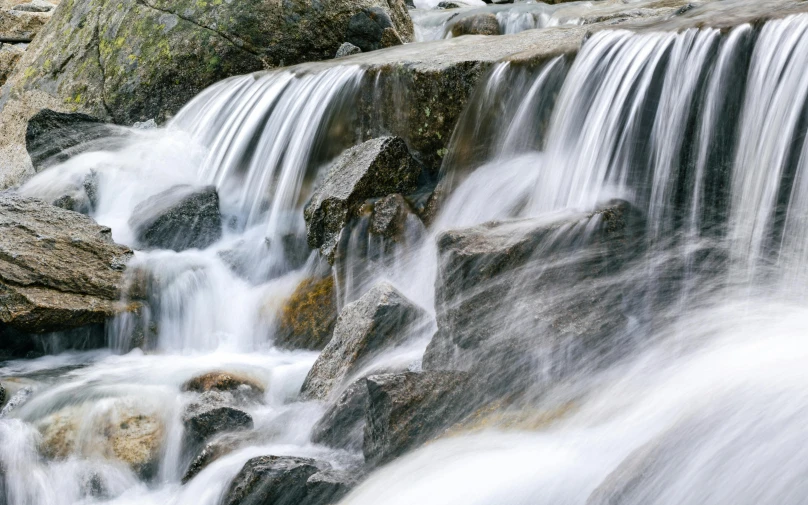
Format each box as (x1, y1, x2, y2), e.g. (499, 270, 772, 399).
(423, 201, 645, 395)
(300, 282, 427, 401)
(451, 13, 500, 37)
(182, 392, 254, 448)
(311, 378, 368, 451)
(274, 276, 338, 351)
(182, 371, 265, 403)
(369, 193, 413, 240)
(0, 8, 49, 40)
(335, 42, 361, 58)
(0, 42, 24, 86)
(129, 185, 222, 251)
(182, 431, 258, 483)
(0, 194, 135, 341)
(223, 455, 353, 505)
(304, 137, 421, 262)
(25, 109, 126, 171)
(364, 371, 473, 466)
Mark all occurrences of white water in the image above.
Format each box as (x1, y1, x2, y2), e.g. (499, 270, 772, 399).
(5, 10, 808, 505)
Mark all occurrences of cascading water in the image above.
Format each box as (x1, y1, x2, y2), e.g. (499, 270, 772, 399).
(4, 7, 808, 505)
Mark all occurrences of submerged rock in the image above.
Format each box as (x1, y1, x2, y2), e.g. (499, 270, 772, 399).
(0, 194, 135, 339)
(223, 455, 353, 505)
(182, 430, 259, 483)
(274, 276, 338, 351)
(424, 201, 645, 396)
(450, 13, 500, 37)
(25, 109, 125, 171)
(129, 185, 222, 252)
(300, 282, 427, 401)
(335, 42, 361, 58)
(45, 169, 98, 215)
(305, 137, 421, 262)
(182, 371, 265, 403)
(363, 371, 473, 466)
(311, 378, 368, 451)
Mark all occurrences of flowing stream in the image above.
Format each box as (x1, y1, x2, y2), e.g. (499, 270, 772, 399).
(4, 7, 808, 505)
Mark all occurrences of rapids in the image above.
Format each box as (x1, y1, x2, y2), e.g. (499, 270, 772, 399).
(4, 3, 808, 505)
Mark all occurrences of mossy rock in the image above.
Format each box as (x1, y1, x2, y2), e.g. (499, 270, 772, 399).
(275, 276, 337, 351)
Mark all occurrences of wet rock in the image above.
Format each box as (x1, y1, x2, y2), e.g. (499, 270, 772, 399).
(38, 169, 99, 215)
(0, 194, 135, 338)
(346, 7, 404, 52)
(437, 1, 461, 8)
(300, 282, 427, 401)
(25, 109, 126, 171)
(364, 371, 473, 466)
(0, 382, 5, 406)
(311, 378, 368, 451)
(223, 455, 352, 505)
(106, 410, 164, 479)
(0, 42, 24, 86)
(369, 193, 413, 240)
(451, 13, 501, 36)
(336, 42, 362, 58)
(423, 201, 645, 395)
(275, 276, 338, 351)
(0, 385, 33, 416)
(129, 185, 222, 251)
(182, 431, 258, 483)
(182, 392, 254, 448)
(182, 371, 265, 403)
(304, 137, 421, 262)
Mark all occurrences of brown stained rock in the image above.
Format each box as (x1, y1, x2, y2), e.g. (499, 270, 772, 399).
(182, 371, 265, 403)
(275, 276, 338, 351)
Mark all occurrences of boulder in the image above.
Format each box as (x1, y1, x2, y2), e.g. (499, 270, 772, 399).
(369, 193, 414, 240)
(182, 371, 265, 403)
(335, 42, 361, 58)
(0, 9, 49, 41)
(437, 2, 462, 8)
(346, 7, 404, 52)
(182, 392, 253, 449)
(300, 282, 427, 401)
(363, 371, 473, 466)
(311, 378, 368, 451)
(25, 109, 126, 171)
(128, 185, 222, 251)
(304, 137, 421, 262)
(450, 13, 501, 37)
(0, 194, 135, 338)
(423, 201, 645, 396)
(223, 455, 353, 505)
(0, 42, 23, 86)
(275, 276, 338, 351)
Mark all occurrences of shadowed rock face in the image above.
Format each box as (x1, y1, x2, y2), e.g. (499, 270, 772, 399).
(311, 378, 369, 451)
(128, 185, 222, 252)
(305, 136, 421, 262)
(300, 282, 427, 401)
(0, 194, 134, 336)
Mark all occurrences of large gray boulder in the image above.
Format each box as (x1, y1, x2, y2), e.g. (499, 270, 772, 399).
(300, 282, 427, 401)
(424, 201, 645, 396)
(0, 194, 134, 340)
(182, 392, 253, 450)
(223, 455, 353, 505)
(129, 185, 222, 251)
(364, 371, 472, 467)
(304, 137, 421, 262)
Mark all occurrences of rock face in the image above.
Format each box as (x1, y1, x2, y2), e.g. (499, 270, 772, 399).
(25, 109, 125, 171)
(305, 137, 421, 261)
(424, 201, 645, 395)
(364, 371, 472, 466)
(275, 276, 338, 351)
(300, 282, 427, 401)
(0, 194, 134, 336)
(346, 7, 404, 52)
(0, 8, 49, 41)
(223, 456, 352, 505)
(450, 13, 500, 37)
(311, 378, 368, 451)
(129, 185, 222, 251)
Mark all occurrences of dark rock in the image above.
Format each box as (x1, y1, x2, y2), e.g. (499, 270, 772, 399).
(182, 431, 258, 483)
(423, 201, 645, 396)
(25, 109, 126, 171)
(222, 455, 352, 505)
(300, 282, 427, 401)
(129, 185, 222, 251)
(364, 371, 473, 466)
(451, 13, 501, 37)
(369, 193, 413, 240)
(182, 392, 253, 448)
(275, 276, 338, 351)
(336, 42, 362, 58)
(347, 7, 404, 52)
(182, 371, 265, 403)
(0, 382, 5, 407)
(311, 379, 368, 451)
(0, 194, 135, 337)
(437, 1, 462, 8)
(305, 137, 421, 262)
